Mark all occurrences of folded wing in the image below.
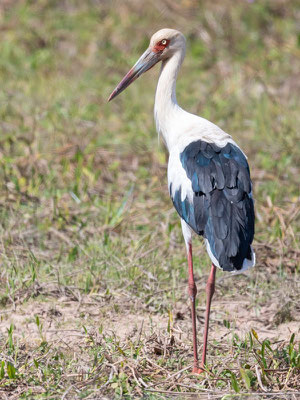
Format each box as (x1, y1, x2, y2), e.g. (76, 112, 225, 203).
(169, 140, 255, 272)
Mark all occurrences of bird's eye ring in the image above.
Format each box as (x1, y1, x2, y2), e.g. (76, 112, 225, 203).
(153, 39, 170, 52)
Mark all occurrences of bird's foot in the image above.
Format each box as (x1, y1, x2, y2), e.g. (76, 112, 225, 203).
(192, 364, 206, 374)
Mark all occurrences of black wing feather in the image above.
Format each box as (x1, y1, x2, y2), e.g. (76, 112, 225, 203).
(170, 140, 255, 271)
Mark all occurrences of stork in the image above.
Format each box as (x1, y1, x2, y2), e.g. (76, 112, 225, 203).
(108, 29, 255, 374)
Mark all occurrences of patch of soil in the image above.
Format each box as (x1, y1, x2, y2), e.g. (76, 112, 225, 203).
(0, 289, 298, 349)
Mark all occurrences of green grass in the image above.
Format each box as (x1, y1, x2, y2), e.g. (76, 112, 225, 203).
(0, 1, 299, 399)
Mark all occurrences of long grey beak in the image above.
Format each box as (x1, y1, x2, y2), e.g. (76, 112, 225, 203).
(108, 48, 160, 102)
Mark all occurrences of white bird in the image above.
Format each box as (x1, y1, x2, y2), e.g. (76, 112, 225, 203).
(108, 28, 255, 373)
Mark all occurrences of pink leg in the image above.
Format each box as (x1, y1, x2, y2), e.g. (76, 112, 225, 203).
(187, 244, 217, 374)
(200, 263, 217, 371)
(187, 243, 201, 373)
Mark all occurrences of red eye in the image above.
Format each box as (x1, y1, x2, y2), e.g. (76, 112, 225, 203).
(153, 39, 170, 53)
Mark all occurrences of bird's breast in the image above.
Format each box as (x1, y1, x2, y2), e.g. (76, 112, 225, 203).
(156, 108, 235, 154)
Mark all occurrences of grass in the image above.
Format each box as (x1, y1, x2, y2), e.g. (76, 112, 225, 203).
(0, 0, 299, 399)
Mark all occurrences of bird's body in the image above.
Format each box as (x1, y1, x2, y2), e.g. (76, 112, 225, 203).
(153, 29, 255, 272)
(109, 28, 255, 373)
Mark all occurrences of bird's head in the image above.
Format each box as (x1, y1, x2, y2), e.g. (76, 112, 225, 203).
(108, 28, 185, 102)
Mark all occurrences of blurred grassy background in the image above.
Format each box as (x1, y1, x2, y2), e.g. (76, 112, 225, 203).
(0, 1, 299, 399)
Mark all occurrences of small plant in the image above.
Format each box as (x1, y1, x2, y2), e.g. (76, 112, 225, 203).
(35, 315, 45, 341)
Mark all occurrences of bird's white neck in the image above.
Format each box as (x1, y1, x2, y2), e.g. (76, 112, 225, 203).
(154, 49, 185, 150)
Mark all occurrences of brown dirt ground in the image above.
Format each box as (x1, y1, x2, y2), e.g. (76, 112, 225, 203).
(1, 283, 298, 352)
